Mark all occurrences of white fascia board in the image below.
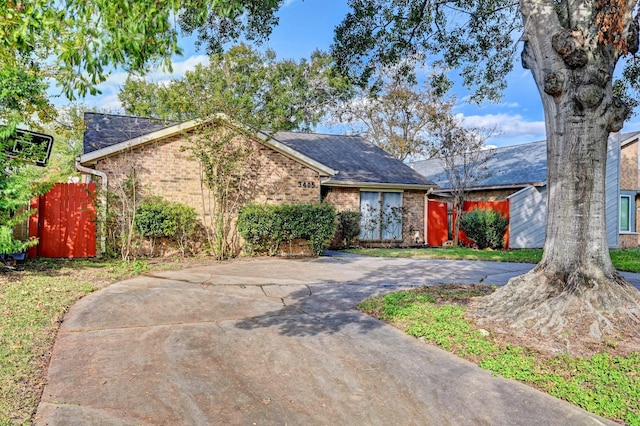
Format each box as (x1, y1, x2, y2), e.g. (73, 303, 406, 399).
(432, 181, 547, 193)
(321, 179, 435, 191)
(80, 114, 337, 178)
(620, 131, 640, 148)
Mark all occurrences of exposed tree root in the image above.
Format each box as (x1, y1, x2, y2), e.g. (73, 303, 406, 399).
(468, 269, 640, 356)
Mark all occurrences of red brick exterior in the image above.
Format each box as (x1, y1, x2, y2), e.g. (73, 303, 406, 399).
(95, 131, 321, 220)
(92, 128, 428, 248)
(322, 187, 426, 247)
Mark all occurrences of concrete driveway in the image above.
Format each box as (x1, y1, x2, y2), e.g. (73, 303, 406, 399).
(35, 255, 616, 425)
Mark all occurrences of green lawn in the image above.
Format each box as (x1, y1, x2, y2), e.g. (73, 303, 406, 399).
(344, 246, 640, 272)
(3, 250, 639, 424)
(357, 286, 640, 425)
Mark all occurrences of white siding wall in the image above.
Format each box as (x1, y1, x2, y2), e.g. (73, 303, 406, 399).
(605, 135, 621, 248)
(508, 185, 547, 248)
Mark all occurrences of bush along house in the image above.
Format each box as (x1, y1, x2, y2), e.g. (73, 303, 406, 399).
(77, 113, 436, 254)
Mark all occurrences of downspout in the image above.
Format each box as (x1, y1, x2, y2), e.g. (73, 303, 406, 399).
(75, 158, 107, 256)
(424, 187, 433, 246)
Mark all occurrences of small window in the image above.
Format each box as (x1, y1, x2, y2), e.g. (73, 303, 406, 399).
(359, 191, 403, 240)
(620, 193, 634, 233)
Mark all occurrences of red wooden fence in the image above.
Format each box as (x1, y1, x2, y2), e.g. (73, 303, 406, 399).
(28, 183, 97, 258)
(427, 200, 449, 247)
(427, 199, 510, 249)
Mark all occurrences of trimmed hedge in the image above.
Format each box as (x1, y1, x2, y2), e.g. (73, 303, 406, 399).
(135, 196, 198, 254)
(238, 203, 337, 255)
(459, 208, 508, 249)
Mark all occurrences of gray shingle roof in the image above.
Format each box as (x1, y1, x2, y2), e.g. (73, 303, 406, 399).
(411, 140, 547, 189)
(82, 112, 435, 188)
(272, 131, 436, 187)
(410, 131, 640, 190)
(83, 112, 178, 154)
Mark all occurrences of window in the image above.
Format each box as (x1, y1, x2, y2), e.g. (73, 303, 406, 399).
(620, 193, 635, 233)
(359, 191, 403, 240)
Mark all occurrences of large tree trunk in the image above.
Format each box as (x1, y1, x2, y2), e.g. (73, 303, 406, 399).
(470, 0, 640, 351)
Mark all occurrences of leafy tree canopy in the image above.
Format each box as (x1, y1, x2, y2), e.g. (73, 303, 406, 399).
(118, 44, 353, 131)
(0, 0, 286, 256)
(332, 70, 456, 161)
(0, 0, 285, 129)
(332, 0, 640, 108)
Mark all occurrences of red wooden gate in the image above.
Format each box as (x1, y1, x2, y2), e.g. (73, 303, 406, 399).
(427, 200, 449, 247)
(427, 199, 510, 249)
(28, 183, 97, 258)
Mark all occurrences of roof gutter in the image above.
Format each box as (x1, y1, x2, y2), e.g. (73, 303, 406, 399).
(321, 179, 436, 191)
(75, 159, 107, 256)
(432, 181, 546, 193)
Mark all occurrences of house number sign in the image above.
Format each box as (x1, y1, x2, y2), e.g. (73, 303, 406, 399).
(297, 181, 316, 188)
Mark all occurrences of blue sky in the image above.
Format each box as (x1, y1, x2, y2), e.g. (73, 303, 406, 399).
(82, 0, 640, 147)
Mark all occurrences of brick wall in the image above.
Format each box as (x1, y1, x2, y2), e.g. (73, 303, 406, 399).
(322, 187, 360, 211)
(620, 140, 639, 191)
(621, 140, 640, 244)
(93, 127, 429, 250)
(620, 233, 640, 248)
(402, 190, 426, 244)
(323, 187, 426, 247)
(96, 129, 321, 222)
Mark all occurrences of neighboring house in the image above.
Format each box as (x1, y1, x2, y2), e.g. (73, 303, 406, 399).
(410, 132, 640, 248)
(77, 113, 436, 251)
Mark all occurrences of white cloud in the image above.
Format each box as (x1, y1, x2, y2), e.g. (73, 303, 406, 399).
(147, 54, 209, 81)
(85, 54, 210, 110)
(456, 112, 546, 145)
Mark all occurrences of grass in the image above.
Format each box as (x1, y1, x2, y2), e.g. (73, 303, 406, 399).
(3, 251, 639, 424)
(344, 246, 640, 272)
(357, 286, 640, 425)
(0, 256, 204, 425)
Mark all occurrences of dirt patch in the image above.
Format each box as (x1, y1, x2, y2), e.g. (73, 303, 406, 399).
(382, 283, 640, 358)
(473, 310, 640, 358)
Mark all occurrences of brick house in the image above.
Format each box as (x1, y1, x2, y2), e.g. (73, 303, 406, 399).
(410, 132, 640, 248)
(77, 113, 436, 252)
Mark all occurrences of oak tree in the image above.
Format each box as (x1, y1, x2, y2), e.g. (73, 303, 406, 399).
(332, 0, 640, 350)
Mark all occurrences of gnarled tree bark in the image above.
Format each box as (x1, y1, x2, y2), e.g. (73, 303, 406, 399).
(470, 0, 640, 351)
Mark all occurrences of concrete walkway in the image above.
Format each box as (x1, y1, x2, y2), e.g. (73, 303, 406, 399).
(35, 255, 620, 425)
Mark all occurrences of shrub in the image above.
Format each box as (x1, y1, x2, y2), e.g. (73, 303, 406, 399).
(459, 208, 508, 249)
(336, 210, 362, 248)
(238, 203, 337, 255)
(135, 197, 199, 256)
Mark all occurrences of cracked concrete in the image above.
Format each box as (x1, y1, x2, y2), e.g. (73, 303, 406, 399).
(35, 255, 621, 425)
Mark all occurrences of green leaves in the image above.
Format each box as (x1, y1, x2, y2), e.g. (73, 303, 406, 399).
(118, 44, 353, 132)
(238, 203, 337, 255)
(332, 0, 521, 103)
(459, 208, 509, 249)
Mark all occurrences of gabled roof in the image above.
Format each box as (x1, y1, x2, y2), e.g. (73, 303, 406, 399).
(410, 131, 640, 191)
(271, 131, 436, 189)
(83, 113, 178, 154)
(80, 113, 435, 190)
(411, 140, 546, 190)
